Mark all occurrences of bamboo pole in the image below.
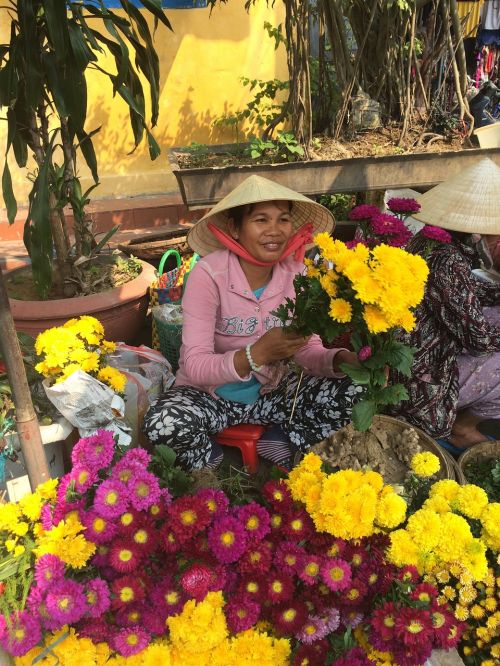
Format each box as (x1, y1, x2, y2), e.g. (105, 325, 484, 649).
(0, 266, 50, 490)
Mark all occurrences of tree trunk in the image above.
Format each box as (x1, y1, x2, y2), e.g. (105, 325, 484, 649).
(0, 267, 50, 490)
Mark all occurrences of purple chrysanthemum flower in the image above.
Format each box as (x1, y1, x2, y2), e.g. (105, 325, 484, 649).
(26, 587, 60, 631)
(386, 229, 412, 247)
(342, 610, 364, 629)
(0, 610, 42, 656)
(150, 577, 185, 617)
(34, 554, 65, 591)
(348, 204, 380, 221)
(236, 502, 270, 541)
(127, 470, 161, 511)
(112, 625, 150, 656)
(370, 213, 406, 236)
(196, 487, 229, 518)
(421, 225, 452, 243)
(40, 504, 54, 530)
(387, 197, 421, 214)
(71, 429, 116, 472)
(45, 579, 87, 625)
(81, 509, 118, 544)
(70, 463, 98, 494)
(115, 447, 151, 470)
(357, 346, 372, 362)
(296, 615, 329, 644)
(208, 515, 248, 564)
(85, 578, 110, 618)
(297, 554, 322, 586)
(94, 478, 129, 518)
(321, 557, 352, 592)
(225, 595, 261, 633)
(321, 606, 341, 632)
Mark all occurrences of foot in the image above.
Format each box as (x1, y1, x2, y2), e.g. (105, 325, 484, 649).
(448, 425, 490, 449)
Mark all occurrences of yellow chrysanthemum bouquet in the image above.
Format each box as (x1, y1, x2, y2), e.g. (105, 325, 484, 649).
(274, 235, 429, 430)
(35, 316, 126, 393)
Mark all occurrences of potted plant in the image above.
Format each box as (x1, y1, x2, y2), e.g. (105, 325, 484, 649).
(0, 0, 170, 341)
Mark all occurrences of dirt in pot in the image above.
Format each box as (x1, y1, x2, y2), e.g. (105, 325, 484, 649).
(311, 420, 423, 484)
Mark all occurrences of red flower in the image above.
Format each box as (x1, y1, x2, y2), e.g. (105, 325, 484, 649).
(266, 571, 295, 604)
(272, 600, 308, 635)
(394, 606, 434, 647)
(180, 564, 216, 601)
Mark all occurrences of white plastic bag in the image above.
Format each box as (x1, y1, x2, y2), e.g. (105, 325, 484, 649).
(43, 370, 131, 446)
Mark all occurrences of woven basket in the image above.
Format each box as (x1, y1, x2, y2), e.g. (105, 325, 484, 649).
(118, 228, 189, 262)
(153, 315, 182, 373)
(457, 439, 500, 486)
(312, 414, 455, 482)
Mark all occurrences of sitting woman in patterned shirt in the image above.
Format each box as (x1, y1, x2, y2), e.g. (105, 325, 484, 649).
(390, 158, 500, 452)
(142, 175, 362, 471)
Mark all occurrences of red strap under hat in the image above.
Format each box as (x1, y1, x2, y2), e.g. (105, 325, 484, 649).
(207, 222, 314, 267)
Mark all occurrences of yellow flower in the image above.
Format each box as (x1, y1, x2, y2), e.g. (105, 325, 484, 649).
(471, 604, 486, 620)
(363, 304, 391, 333)
(454, 604, 470, 621)
(329, 298, 352, 323)
(319, 273, 338, 298)
(429, 479, 460, 502)
(410, 452, 440, 477)
(18, 492, 43, 522)
(454, 484, 489, 519)
(34, 514, 96, 568)
(375, 491, 407, 529)
(97, 366, 127, 393)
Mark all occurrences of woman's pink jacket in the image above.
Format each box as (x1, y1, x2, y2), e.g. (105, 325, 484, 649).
(174, 249, 346, 396)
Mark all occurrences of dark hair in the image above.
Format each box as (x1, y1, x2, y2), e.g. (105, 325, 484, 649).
(227, 200, 293, 229)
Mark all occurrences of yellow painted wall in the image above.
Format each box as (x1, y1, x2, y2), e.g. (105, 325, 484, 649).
(0, 2, 287, 207)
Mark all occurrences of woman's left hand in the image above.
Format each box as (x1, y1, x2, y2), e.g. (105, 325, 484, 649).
(332, 350, 359, 372)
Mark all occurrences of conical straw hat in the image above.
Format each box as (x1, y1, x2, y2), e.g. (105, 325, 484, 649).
(413, 158, 500, 234)
(188, 175, 334, 256)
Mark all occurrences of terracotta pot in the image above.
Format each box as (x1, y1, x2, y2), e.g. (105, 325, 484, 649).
(8, 259, 156, 344)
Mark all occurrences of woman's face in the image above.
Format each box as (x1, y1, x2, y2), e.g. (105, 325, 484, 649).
(230, 201, 294, 263)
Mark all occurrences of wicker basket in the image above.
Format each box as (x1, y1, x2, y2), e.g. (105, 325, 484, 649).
(457, 439, 500, 486)
(153, 314, 182, 373)
(312, 414, 455, 482)
(118, 228, 189, 262)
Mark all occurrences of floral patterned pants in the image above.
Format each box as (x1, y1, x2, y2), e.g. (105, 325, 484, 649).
(142, 374, 362, 470)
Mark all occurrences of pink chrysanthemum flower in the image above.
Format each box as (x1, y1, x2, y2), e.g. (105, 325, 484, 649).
(110, 575, 145, 609)
(394, 607, 434, 647)
(40, 503, 54, 531)
(53, 474, 84, 524)
(112, 625, 150, 657)
(91, 544, 110, 569)
(69, 463, 98, 494)
(237, 502, 270, 541)
(226, 595, 260, 633)
(115, 604, 145, 627)
(297, 615, 329, 644)
(26, 588, 53, 631)
(261, 479, 293, 511)
(208, 514, 248, 564)
(168, 495, 212, 541)
(81, 509, 118, 544)
(321, 558, 352, 592)
(348, 204, 380, 221)
(342, 610, 364, 629)
(34, 554, 65, 591)
(321, 606, 340, 632)
(71, 430, 115, 471)
(274, 542, 305, 576)
(150, 578, 185, 617)
(344, 543, 366, 569)
(94, 478, 129, 519)
(77, 618, 111, 644)
(108, 538, 143, 573)
(272, 600, 308, 635)
(130, 522, 158, 552)
(85, 578, 110, 618)
(387, 229, 412, 247)
(127, 469, 161, 511)
(387, 197, 421, 215)
(196, 487, 229, 518)
(421, 225, 452, 243)
(357, 346, 372, 362)
(282, 508, 314, 541)
(266, 571, 295, 605)
(0, 610, 42, 657)
(237, 540, 273, 574)
(238, 574, 266, 603)
(45, 579, 87, 626)
(115, 446, 151, 471)
(180, 563, 216, 601)
(370, 213, 405, 236)
(298, 554, 322, 586)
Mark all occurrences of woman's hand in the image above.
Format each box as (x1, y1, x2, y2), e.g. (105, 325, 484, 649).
(250, 328, 311, 366)
(332, 350, 360, 372)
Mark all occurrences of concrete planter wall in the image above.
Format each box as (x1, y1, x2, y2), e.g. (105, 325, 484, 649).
(169, 144, 500, 208)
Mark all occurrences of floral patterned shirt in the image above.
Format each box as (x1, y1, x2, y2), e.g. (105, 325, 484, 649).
(389, 234, 500, 438)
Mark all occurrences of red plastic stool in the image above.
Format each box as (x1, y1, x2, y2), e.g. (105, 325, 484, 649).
(215, 424, 265, 473)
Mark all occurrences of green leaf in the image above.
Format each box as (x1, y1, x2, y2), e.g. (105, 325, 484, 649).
(67, 19, 97, 70)
(132, 0, 172, 30)
(339, 363, 371, 385)
(351, 400, 377, 432)
(155, 444, 177, 467)
(75, 125, 101, 183)
(18, 0, 43, 109)
(146, 127, 161, 160)
(42, 0, 69, 60)
(2, 161, 17, 225)
(385, 343, 415, 376)
(376, 383, 409, 406)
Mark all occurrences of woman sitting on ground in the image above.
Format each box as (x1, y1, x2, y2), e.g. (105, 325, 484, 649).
(389, 158, 500, 451)
(143, 175, 362, 470)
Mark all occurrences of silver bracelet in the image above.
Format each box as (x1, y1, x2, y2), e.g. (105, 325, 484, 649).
(245, 343, 263, 372)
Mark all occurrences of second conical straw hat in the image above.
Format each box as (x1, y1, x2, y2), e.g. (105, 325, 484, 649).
(412, 158, 500, 234)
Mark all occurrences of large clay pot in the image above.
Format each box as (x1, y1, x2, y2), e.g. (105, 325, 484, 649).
(8, 259, 156, 344)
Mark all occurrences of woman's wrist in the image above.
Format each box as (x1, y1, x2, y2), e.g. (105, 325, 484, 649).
(332, 349, 358, 372)
(245, 344, 263, 372)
